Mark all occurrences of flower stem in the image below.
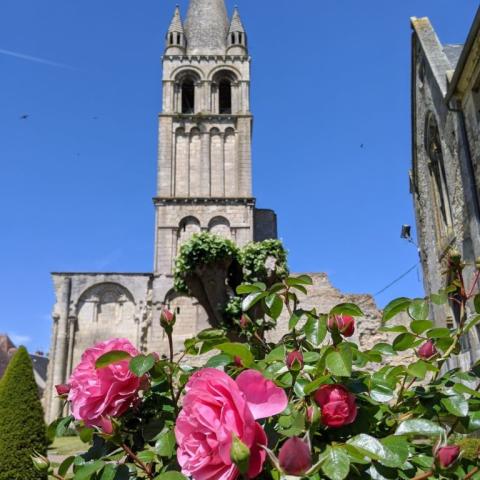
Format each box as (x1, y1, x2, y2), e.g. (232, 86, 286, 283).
(410, 470, 433, 480)
(122, 443, 154, 479)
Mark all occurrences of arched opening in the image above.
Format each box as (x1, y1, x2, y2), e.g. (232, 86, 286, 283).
(169, 32, 174, 45)
(208, 216, 231, 239)
(219, 79, 232, 114)
(425, 113, 452, 237)
(181, 78, 195, 114)
(178, 216, 201, 248)
(176, 33, 181, 45)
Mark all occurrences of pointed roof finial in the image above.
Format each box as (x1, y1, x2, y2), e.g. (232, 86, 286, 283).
(168, 5, 184, 33)
(184, 0, 229, 55)
(229, 6, 245, 34)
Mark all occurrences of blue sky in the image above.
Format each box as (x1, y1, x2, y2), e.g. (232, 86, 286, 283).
(0, 0, 478, 352)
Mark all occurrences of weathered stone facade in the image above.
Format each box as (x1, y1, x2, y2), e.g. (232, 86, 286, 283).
(44, 0, 388, 422)
(411, 9, 480, 368)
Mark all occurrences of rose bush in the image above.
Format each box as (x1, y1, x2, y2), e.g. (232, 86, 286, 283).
(41, 245, 480, 480)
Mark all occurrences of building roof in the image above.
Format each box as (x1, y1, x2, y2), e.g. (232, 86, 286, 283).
(168, 6, 184, 34)
(184, 0, 229, 55)
(443, 44, 464, 69)
(446, 7, 480, 101)
(229, 7, 245, 34)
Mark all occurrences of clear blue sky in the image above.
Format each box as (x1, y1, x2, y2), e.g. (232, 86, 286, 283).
(0, 0, 478, 352)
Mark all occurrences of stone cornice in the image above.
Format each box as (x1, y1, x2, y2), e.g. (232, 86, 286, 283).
(153, 197, 256, 207)
(162, 54, 250, 62)
(159, 113, 252, 120)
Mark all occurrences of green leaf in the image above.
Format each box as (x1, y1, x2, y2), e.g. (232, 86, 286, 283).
(408, 299, 429, 321)
(155, 430, 176, 458)
(431, 291, 448, 305)
(289, 310, 304, 330)
(236, 283, 265, 294)
(370, 382, 395, 403)
(410, 320, 434, 335)
(137, 450, 156, 463)
(378, 325, 408, 333)
(474, 294, 480, 314)
(265, 345, 286, 363)
(197, 329, 226, 340)
(426, 328, 451, 339)
(369, 343, 396, 356)
(326, 349, 352, 377)
(74, 460, 106, 480)
(453, 383, 480, 399)
(205, 354, 232, 368)
(286, 275, 313, 286)
(393, 333, 417, 351)
(216, 343, 254, 367)
(304, 375, 331, 395)
(330, 303, 364, 317)
(155, 473, 188, 480)
(266, 294, 283, 320)
(383, 297, 411, 323)
(467, 411, 480, 432)
(380, 436, 409, 468)
(464, 315, 480, 333)
(95, 350, 131, 369)
(407, 360, 428, 379)
(129, 354, 156, 377)
(305, 314, 327, 347)
(347, 434, 398, 466)
(395, 419, 445, 436)
(100, 464, 116, 480)
(58, 456, 75, 477)
(322, 446, 350, 480)
(56, 415, 74, 437)
(242, 291, 267, 311)
(441, 395, 469, 417)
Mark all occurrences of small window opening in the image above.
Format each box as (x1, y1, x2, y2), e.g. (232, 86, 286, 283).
(176, 33, 181, 45)
(176, 307, 181, 315)
(231, 33, 235, 44)
(169, 32, 174, 45)
(181, 79, 195, 114)
(219, 79, 232, 114)
(239, 32, 243, 44)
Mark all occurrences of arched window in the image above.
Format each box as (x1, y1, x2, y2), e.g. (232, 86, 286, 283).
(208, 216, 231, 239)
(178, 216, 201, 246)
(219, 79, 232, 114)
(425, 113, 452, 237)
(181, 78, 195, 114)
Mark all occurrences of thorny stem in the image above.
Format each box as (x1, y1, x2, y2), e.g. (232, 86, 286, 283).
(122, 443, 154, 479)
(464, 466, 480, 479)
(467, 270, 480, 299)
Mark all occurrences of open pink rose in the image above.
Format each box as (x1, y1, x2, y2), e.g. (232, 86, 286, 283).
(175, 368, 288, 480)
(67, 338, 144, 433)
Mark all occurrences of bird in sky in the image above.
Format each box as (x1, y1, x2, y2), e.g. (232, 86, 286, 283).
(20, 114, 29, 120)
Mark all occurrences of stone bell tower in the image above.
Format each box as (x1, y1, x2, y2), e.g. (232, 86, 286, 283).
(149, 0, 277, 348)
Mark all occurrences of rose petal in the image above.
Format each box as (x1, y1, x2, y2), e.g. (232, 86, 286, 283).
(236, 370, 288, 420)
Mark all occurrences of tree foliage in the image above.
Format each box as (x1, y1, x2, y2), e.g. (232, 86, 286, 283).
(0, 346, 47, 480)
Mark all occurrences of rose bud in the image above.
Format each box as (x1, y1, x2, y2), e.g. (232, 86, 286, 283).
(436, 445, 461, 469)
(234, 356, 243, 367)
(31, 452, 50, 473)
(306, 404, 321, 427)
(278, 437, 312, 476)
(418, 340, 437, 360)
(55, 384, 71, 396)
(230, 434, 251, 475)
(239, 315, 250, 329)
(327, 314, 355, 337)
(314, 384, 357, 428)
(160, 308, 176, 330)
(286, 350, 304, 371)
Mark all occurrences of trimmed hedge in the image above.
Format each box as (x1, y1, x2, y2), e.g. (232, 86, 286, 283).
(0, 346, 47, 480)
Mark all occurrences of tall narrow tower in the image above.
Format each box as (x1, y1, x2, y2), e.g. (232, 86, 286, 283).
(150, 0, 277, 343)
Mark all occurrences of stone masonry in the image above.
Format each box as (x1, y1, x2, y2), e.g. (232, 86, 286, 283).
(44, 0, 390, 422)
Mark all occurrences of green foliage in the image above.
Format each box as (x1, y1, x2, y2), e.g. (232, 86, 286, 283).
(239, 239, 289, 284)
(0, 347, 47, 480)
(173, 232, 239, 293)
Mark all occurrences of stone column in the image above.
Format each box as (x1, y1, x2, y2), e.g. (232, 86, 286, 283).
(51, 277, 71, 421)
(44, 313, 59, 422)
(201, 131, 211, 197)
(66, 316, 76, 379)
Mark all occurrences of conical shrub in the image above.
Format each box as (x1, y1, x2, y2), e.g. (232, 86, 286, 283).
(0, 346, 47, 480)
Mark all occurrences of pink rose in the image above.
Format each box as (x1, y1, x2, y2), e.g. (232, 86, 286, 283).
(314, 384, 357, 428)
(55, 384, 71, 396)
(327, 315, 355, 337)
(418, 340, 437, 360)
(67, 338, 144, 433)
(278, 437, 312, 476)
(175, 368, 288, 480)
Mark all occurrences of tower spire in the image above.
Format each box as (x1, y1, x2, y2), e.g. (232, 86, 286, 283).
(184, 0, 229, 55)
(227, 6, 247, 54)
(165, 5, 186, 54)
